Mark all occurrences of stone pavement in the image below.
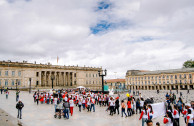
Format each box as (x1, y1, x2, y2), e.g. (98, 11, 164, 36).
(0, 108, 23, 126)
(0, 90, 191, 126)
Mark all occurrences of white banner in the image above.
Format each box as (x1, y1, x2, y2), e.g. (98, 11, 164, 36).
(151, 102, 166, 119)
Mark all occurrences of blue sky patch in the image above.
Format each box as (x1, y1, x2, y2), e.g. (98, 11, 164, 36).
(90, 21, 112, 34)
(97, 1, 111, 10)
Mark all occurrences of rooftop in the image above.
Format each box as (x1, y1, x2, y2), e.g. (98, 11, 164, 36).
(126, 68, 194, 76)
(0, 60, 101, 71)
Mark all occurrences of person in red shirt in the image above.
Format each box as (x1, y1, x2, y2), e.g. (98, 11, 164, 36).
(127, 98, 132, 116)
(163, 112, 173, 126)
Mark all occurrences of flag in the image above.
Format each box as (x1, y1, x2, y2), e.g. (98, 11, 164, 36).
(57, 56, 59, 64)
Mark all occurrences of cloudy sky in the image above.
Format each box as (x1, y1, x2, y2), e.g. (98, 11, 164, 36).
(0, 0, 194, 79)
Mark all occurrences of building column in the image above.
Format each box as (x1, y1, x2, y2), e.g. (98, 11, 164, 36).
(68, 72, 71, 86)
(48, 71, 51, 87)
(72, 72, 74, 86)
(41, 71, 44, 87)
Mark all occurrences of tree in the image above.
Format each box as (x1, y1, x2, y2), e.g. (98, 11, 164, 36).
(183, 59, 194, 68)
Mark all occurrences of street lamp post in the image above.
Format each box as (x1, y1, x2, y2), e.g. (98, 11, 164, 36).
(51, 74, 55, 89)
(29, 78, 31, 93)
(98, 69, 107, 94)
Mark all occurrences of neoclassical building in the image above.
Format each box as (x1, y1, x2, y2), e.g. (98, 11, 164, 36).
(0, 60, 102, 90)
(105, 79, 126, 90)
(126, 68, 194, 90)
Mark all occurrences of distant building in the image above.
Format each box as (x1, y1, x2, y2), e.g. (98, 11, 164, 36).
(0, 60, 102, 90)
(125, 68, 194, 90)
(105, 79, 126, 90)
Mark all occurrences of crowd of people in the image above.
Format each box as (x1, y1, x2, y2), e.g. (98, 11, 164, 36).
(1, 86, 194, 125)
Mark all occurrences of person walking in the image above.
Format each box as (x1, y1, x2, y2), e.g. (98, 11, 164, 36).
(16, 91, 20, 102)
(136, 98, 141, 114)
(148, 105, 154, 120)
(163, 112, 173, 126)
(16, 100, 24, 119)
(90, 97, 95, 112)
(63, 100, 70, 119)
(127, 98, 132, 116)
(173, 105, 180, 126)
(115, 97, 119, 115)
(121, 100, 127, 118)
(109, 97, 115, 116)
(69, 98, 74, 116)
(186, 109, 194, 126)
(78, 98, 82, 112)
(6, 90, 9, 99)
(139, 105, 149, 126)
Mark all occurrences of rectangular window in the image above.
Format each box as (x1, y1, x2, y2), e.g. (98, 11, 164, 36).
(184, 74, 186, 78)
(86, 73, 88, 77)
(180, 80, 182, 84)
(0, 79, 1, 86)
(189, 74, 192, 78)
(12, 80, 14, 86)
(190, 80, 192, 84)
(175, 75, 177, 79)
(5, 71, 8, 76)
(5, 79, 8, 86)
(0, 71, 1, 76)
(74, 73, 76, 77)
(36, 81, 39, 86)
(171, 75, 173, 79)
(175, 80, 177, 84)
(167, 75, 169, 79)
(36, 72, 39, 77)
(18, 71, 21, 76)
(171, 80, 173, 84)
(12, 71, 15, 76)
(179, 75, 182, 79)
(18, 80, 21, 85)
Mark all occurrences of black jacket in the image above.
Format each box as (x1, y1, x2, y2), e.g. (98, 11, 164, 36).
(16, 102, 24, 109)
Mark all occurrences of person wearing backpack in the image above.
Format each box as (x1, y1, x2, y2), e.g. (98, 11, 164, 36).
(16, 99, 24, 119)
(63, 100, 70, 119)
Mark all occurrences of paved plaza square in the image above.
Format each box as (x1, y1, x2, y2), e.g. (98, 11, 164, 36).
(0, 90, 192, 126)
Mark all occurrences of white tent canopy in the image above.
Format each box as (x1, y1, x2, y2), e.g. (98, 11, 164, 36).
(76, 86, 86, 89)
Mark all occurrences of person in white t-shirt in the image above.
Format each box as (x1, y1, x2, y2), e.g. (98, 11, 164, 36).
(69, 98, 74, 116)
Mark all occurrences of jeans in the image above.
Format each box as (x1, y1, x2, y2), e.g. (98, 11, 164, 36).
(136, 106, 141, 114)
(16, 95, 19, 102)
(63, 108, 69, 119)
(115, 107, 119, 114)
(17, 109, 22, 119)
(90, 104, 95, 112)
(6, 94, 8, 99)
(127, 108, 132, 116)
(188, 123, 194, 126)
(87, 105, 91, 111)
(54, 104, 57, 113)
(142, 118, 147, 126)
(47, 99, 49, 104)
(149, 115, 153, 120)
(78, 105, 81, 112)
(121, 108, 127, 117)
(82, 104, 85, 109)
(110, 106, 114, 115)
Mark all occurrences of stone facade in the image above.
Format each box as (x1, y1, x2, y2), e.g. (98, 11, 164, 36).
(105, 79, 126, 90)
(125, 68, 194, 90)
(0, 61, 102, 90)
